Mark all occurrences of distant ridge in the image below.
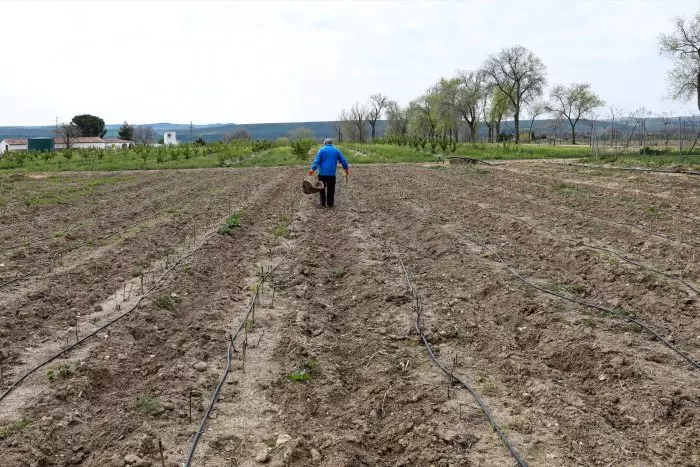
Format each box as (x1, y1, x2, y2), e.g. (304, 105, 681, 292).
(0, 117, 695, 143)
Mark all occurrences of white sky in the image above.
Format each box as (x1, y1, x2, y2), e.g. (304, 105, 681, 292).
(1, 0, 698, 126)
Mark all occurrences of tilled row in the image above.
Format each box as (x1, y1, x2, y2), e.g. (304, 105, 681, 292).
(349, 166, 699, 465)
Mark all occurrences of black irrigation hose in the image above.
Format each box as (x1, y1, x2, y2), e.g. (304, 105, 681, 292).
(0, 245, 200, 403)
(0, 211, 236, 404)
(557, 162, 700, 177)
(184, 238, 291, 467)
(495, 210, 700, 296)
(341, 183, 528, 467)
(459, 230, 700, 371)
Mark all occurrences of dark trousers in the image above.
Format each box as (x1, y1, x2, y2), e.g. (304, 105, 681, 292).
(318, 175, 336, 207)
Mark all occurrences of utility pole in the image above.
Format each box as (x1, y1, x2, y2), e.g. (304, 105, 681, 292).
(679, 116, 682, 157)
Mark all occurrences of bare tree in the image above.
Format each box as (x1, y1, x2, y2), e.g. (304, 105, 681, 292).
(548, 112, 564, 146)
(547, 82, 605, 144)
(385, 101, 408, 136)
(133, 125, 155, 145)
(348, 102, 369, 143)
(629, 107, 653, 148)
(482, 45, 547, 143)
(367, 93, 389, 140)
(525, 99, 547, 142)
(659, 112, 674, 146)
(333, 114, 344, 142)
(607, 106, 624, 147)
(55, 122, 81, 149)
(659, 13, 700, 111)
(453, 70, 487, 142)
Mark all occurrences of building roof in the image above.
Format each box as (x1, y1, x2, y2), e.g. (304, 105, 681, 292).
(2, 138, 27, 145)
(104, 138, 134, 144)
(54, 137, 105, 144)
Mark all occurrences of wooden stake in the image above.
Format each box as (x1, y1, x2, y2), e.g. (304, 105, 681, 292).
(188, 392, 193, 423)
(140, 275, 144, 295)
(75, 323, 79, 342)
(158, 439, 166, 467)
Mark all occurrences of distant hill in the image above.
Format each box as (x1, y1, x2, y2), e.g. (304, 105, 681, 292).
(0, 117, 694, 143)
(0, 121, 366, 143)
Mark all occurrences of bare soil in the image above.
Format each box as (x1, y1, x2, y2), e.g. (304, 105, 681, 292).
(1, 162, 698, 466)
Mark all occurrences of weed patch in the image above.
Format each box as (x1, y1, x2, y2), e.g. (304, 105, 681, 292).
(153, 294, 179, 310)
(0, 419, 31, 440)
(271, 224, 289, 237)
(135, 396, 164, 415)
(218, 211, 243, 236)
(330, 267, 346, 278)
(46, 364, 72, 381)
(286, 358, 319, 383)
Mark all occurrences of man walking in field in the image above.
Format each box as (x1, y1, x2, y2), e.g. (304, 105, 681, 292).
(308, 138, 349, 208)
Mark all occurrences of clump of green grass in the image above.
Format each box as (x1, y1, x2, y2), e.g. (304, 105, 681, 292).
(0, 419, 31, 440)
(153, 294, 179, 310)
(135, 396, 164, 415)
(643, 205, 663, 219)
(330, 267, 346, 278)
(131, 264, 145, 278)
(271, 224, 289, 237)
(218, 211, 243, 236)
(628, 323, 643, 333)
(286, 358, 319, 383)
(46, 364, 72, 381)
(553, 183, 582, 197)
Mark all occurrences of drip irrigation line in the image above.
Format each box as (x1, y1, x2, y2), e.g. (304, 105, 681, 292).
(0, 269, 37, 289)
(184, 238, 291, 467)
(556, 162, 700, 177)
(458, 231, 700, 371)
(493, 209, 700, 296)
(0, 210, 238, 404)
(615, 220, 700, 248)
(340, 183, 528, 467)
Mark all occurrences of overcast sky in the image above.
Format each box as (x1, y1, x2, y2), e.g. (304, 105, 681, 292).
(1, 0, 698, 126)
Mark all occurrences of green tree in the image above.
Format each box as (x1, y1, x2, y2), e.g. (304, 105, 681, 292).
(118, 121, 134, 140)
(454, 70, 487, 142)
(385, 100, 408, 137)
(659, 13, 700, 111)
(482, 46, 547, 143)
(547, 83, 604, 144)
(71, 114, 106, 137)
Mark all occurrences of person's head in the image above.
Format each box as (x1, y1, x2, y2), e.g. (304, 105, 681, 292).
(324, 138, 333, 146)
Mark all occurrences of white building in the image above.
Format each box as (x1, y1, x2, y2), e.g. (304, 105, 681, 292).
(0, 138, 28, 153)
(163, 132, 178, 146)
(54, 137, 106, 150)
(104, 138, 135, 150)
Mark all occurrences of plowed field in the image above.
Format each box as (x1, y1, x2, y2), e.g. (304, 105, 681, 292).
(1, 161, 698, 466)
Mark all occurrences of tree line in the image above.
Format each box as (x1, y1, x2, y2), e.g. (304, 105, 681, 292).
(337, 11, 700, 147)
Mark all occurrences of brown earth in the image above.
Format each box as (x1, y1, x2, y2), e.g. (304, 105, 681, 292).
(1, 162, 699, 466)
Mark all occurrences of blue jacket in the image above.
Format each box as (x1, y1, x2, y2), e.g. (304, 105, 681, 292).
(311, 144, 349, 176)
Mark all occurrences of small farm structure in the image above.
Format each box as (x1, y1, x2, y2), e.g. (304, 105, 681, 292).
(0, 138, 28, 152)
